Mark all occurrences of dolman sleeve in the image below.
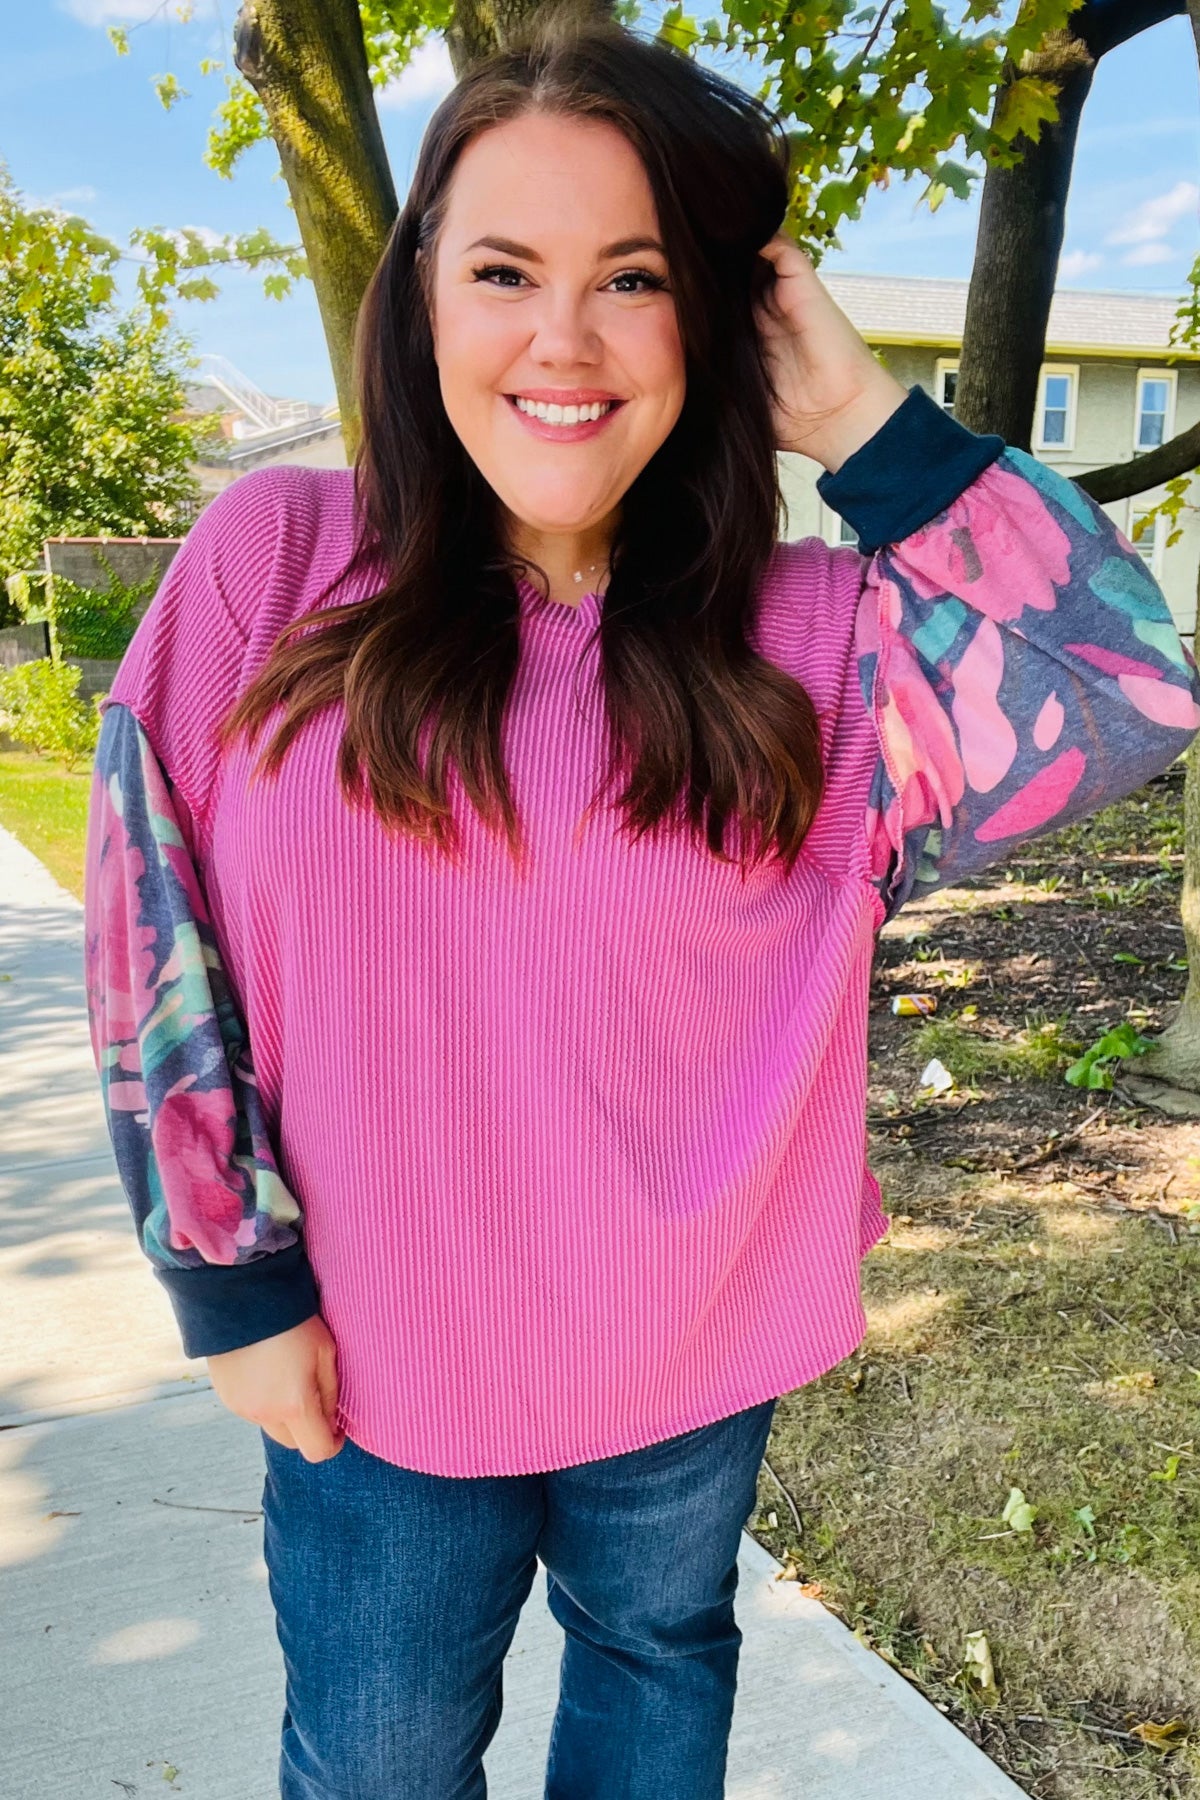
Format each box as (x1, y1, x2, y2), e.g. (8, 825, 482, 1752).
(83, 475, 322, 1358)
(814, 383, 1200, 924)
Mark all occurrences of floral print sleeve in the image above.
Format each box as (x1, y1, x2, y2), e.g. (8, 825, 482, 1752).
(83, 699, 321, 1358)
(816, 383, 1200, 925)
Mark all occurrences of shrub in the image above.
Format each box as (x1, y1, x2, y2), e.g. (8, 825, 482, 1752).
(49, 553, 160, 660)
(4, 570, 51, 623)
(0, 658, 101, 770)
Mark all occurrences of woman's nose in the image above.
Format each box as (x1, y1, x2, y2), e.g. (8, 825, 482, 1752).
(527, 289, 603, 365)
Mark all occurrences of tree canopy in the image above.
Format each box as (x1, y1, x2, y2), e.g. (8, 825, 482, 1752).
(0, 165, 210, 581)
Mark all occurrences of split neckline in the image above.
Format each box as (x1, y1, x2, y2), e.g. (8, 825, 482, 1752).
(516, 576, 604, 631)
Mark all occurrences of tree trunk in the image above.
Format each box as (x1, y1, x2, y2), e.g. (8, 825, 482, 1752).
(1127, 726, 1200, 1097)
(232, 0, 613, 452)
(446, 0, 614, 78)
(955, 0, 1185, 448)
(1115, 0, 1200, 1087)
(234, 0, 398, 457)
(953, 30, 1096, 446)
(1115, 0, 1200, 1101)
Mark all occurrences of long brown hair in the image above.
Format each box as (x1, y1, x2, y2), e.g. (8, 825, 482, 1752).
(216, 19, 826, 876)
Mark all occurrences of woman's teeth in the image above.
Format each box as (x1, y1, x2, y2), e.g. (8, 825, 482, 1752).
(512, 397, 617, 425)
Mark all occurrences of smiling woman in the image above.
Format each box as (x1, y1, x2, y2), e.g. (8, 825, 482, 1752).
(304, 20, 827, 877)
(81, 16, 1200, 1800)
(417, 111, 687, 599)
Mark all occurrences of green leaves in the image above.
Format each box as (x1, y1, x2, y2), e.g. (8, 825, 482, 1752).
(1001, 1486, 1038, 1534)
(720, 0, 1082, 260)
(992, 74, 1062, 146)
(152, 73, 191, 113)
(49, 556, 162, 661)
(1063, 1022, 1155, 1090)
(127, 223, 308, 310)
(919, 160, 976, 215)
(656, 4, 705, 51)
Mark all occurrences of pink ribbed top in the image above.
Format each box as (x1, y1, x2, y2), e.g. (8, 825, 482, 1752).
(110, 464, 889, 1476)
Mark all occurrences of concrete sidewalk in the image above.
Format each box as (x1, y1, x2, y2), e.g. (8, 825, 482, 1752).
(0, 821, 1028, 1799)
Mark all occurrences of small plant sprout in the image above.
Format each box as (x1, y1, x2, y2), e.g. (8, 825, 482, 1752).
(1063, 1021, 1155, 1090)
(1001, 1487, 1038, 1534)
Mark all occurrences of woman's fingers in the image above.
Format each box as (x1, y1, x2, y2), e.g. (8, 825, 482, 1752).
(290, 1400, 345, 1462)
(262, 1421, 299, 1450)
(313, 1338, 347, 1457)
(207, 1315, 345, 1460)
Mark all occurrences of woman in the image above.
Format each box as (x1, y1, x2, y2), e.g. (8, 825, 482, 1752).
(83, 20, 1200, 1800)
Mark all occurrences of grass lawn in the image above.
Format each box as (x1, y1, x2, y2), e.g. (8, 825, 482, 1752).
(0, 749, 92, 901)
(752, 762, 1200, 1800)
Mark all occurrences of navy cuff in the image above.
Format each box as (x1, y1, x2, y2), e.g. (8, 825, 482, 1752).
(815, 382, 1007, 555)
(154, 1239, 322, 1359)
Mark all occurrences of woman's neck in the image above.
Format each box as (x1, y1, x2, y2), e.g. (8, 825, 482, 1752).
(505, 516, 617, 609)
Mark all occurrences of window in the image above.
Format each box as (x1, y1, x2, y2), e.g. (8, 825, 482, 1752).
(1128, 503, 1164, 579)
(1034, 367, 1077, 451)
(1135, 370, 1175, 451)
(934, 361, 958, 415)
(838, 515, 860, 548)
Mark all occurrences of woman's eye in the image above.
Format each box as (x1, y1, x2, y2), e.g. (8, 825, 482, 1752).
(468, 264, 668, 294)
(608, 269, 669, 295)
(470, 264, 527, 288)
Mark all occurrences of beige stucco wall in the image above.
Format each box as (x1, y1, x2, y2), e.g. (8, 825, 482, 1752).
(777, 350, 1200, 641)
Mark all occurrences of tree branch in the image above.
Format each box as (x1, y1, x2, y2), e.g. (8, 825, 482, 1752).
(1074, 419, 1200, 502)
(1074, 0, 1186, 62)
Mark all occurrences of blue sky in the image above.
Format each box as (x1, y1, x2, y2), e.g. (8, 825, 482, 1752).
(4, 2, 1197, 408)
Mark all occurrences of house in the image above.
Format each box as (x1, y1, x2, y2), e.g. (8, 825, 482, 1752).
(182, 353, 346, 499)
(777, 274, 1200, 637)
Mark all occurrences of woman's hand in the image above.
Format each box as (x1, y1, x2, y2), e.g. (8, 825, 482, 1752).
(206, 1313, 346, 1462)
(754, 231, 909, 473)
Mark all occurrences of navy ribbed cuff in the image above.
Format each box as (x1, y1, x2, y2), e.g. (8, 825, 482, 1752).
(815, 381, 1007, 556)
(154, 1239, 322, 1359)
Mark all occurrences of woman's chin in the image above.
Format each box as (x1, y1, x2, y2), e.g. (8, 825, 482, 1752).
(498, 496, 617, 536)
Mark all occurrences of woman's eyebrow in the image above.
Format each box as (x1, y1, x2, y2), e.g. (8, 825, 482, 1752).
(463, 233, 666, 261)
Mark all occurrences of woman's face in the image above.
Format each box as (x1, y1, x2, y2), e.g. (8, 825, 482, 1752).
(426, 111, 687, 543)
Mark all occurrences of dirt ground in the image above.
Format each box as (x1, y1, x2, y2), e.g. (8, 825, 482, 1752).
(751, 758, 1200, 1800)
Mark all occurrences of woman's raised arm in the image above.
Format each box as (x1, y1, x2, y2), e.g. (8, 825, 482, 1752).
(813, 383, 1200, 924)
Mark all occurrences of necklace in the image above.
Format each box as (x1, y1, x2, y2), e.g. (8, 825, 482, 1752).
(573, 558, 607, 586)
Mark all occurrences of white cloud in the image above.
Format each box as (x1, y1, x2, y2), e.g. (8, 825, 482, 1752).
(24, 185, 99, 214)
(1103, 179, 1199, 247)
(376, 37, 455, 110)
(1121, 241, 1177, 267)
(1059, 249, 1104, 280)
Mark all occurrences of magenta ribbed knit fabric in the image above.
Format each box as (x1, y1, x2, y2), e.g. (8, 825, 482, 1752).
(107, 464, 889, 1475)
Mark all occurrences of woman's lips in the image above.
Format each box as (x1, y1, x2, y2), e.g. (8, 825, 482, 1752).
(504, 394, 625, 443)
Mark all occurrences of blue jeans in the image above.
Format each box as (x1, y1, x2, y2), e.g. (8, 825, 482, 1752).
(260, 1397, 778, 1798)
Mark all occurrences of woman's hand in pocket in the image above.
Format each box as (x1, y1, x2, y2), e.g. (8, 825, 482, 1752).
(207, 1313, 346, 1461)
